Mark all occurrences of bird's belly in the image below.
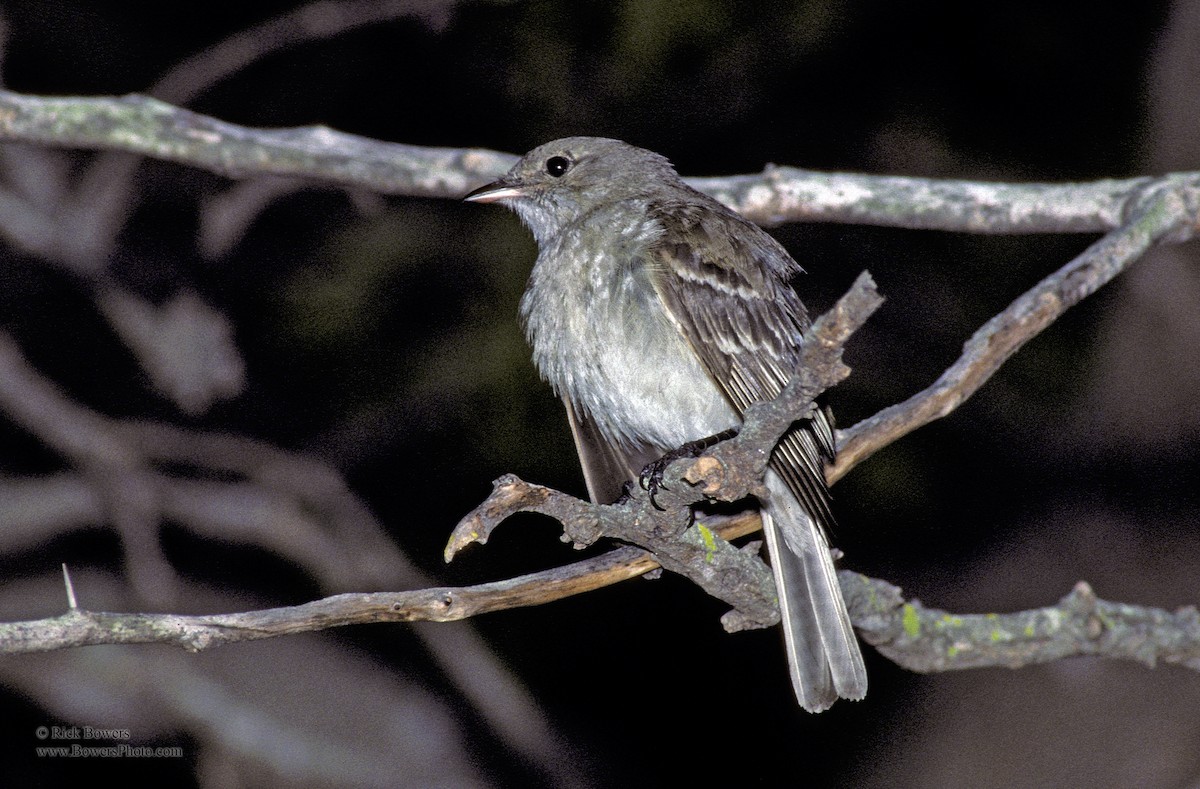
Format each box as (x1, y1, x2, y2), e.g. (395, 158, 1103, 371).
(545, 293, 740, 452)
(591, 334, 735, 449)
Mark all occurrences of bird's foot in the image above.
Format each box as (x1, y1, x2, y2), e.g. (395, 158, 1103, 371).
(639, 428, 739, 510)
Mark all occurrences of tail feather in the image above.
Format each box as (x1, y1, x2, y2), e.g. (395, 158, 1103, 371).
(762, 471, 867, 712)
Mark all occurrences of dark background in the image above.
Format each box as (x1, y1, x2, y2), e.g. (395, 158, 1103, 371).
(1, 1, 1198, 786)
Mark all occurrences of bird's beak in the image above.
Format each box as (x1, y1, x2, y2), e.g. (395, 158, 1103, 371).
(464, 179, 524, 203)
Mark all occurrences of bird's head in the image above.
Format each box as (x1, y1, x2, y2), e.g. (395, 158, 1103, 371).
(464, 137, 677, 242)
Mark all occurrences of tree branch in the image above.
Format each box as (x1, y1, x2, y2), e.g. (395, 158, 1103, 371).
(830, 178, 1200, 481)
(849, 579, 1200, 673)
(0, 89, 1195, 233)
(0, 90, 513, 199)
(0, 89, 1197, 679)
(6, 565, 1199, 679)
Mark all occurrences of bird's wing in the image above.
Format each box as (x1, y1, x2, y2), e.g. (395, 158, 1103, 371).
(646, 198, 838, 533)
(563, 396, 646, 504)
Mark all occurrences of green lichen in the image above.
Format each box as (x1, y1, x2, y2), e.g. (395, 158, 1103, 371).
(902, 603, 920, 638)
(696, 523, 717, 564)
(935, 613, 962, 631)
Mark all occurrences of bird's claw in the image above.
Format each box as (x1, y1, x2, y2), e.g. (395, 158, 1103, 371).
(639, 456, 672, 511)
(638, 428, 738, 512)
(612, 480, 638, 506)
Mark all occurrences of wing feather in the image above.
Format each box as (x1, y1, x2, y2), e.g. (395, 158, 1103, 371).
(646, 198, 838, 534)
(563, 396, 654, 504)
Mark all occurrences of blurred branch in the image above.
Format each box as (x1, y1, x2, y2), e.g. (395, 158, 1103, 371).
(147, 1, 458, 106)
(151, 0, 434, 258)
(0, 333, 176, 603)
(0, 336, 580, 786)
(96, 289, 246, 416)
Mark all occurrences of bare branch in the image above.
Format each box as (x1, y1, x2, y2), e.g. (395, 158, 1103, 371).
(700, 166, 1149, 233)
(0, 89, 1196, 235)
(6, 565, 1198, 680)
(0, 90, 514, 199)
(830, 180, 1200, 482)
(0, 547, 661, 654)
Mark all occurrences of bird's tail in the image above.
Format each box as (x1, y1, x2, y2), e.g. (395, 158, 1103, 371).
(760, 470, 867, 712)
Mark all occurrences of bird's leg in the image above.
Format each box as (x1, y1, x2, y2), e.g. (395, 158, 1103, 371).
(639, 427, 740, 510)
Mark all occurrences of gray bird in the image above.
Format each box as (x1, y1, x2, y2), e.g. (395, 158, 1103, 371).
(465, 137, 866, 711)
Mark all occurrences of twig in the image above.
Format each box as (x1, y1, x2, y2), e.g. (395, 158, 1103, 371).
(61, 564, 78, 610)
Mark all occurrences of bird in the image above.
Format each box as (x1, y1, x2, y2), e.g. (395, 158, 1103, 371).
(464, 137, 866, 711)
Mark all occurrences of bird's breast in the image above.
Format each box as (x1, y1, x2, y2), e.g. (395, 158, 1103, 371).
(520, 225, 738, 451)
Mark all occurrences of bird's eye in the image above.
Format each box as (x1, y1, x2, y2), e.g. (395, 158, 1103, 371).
(545, 156, 571, 177)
